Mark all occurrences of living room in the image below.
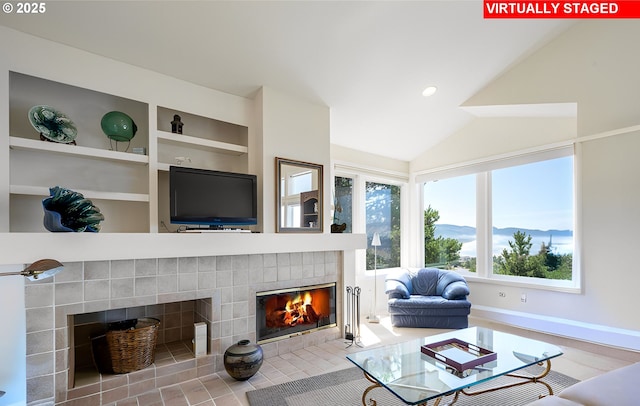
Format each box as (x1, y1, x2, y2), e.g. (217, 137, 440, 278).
(0, 3, 639, 406)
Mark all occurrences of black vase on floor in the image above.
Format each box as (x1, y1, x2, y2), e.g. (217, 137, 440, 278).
(224, 339, 263, 380)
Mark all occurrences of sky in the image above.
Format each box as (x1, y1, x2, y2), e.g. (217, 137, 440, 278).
(423, 156, 574, 231)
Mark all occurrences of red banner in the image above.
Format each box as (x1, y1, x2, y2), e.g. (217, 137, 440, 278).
(484, 1, 640, 18)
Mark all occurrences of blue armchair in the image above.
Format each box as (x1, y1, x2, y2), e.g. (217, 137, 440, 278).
(385, 268, 471, 329)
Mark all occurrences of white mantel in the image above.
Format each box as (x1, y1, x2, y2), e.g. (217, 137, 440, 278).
(0, 232, 366, 266)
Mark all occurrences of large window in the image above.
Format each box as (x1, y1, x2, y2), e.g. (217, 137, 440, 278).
(366, 181, 401, 270)
(492, 157, 574, 280)
(423, 174, 476, 270)
(422, 152, 575, 283)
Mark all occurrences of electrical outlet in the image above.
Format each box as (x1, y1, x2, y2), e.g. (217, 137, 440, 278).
(521, 293, 527, 303)
(498, 291, 506, 297)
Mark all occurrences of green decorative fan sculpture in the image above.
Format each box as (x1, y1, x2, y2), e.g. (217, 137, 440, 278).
(42, 186, 104, 232)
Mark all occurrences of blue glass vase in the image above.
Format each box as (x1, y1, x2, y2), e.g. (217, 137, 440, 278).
(42, 186, 104, 232)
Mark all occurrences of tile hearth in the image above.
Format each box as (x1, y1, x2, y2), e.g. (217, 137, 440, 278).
(99, 317, 640, 406)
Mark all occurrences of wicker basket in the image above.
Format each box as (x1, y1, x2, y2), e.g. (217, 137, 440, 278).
(92, 317, 160, 374)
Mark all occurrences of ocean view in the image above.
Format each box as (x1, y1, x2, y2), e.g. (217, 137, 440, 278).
(435, 224, 574, 257)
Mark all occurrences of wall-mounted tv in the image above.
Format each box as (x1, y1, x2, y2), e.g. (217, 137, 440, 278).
(169, 166, 258, 229)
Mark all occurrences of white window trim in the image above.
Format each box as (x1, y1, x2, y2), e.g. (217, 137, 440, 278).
(416, 143, 581, 292)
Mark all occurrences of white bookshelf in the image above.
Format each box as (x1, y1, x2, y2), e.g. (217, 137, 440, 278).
(5, 71, 249, 233)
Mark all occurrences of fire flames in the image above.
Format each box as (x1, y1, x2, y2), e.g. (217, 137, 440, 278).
(267, 291, 321, 328)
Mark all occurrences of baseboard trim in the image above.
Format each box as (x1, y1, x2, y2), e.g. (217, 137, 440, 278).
(471, 305, 640, 352)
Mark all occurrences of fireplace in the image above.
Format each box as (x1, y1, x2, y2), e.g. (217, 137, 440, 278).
(21, 250, 347, 405)
(256, 283, 337, 343)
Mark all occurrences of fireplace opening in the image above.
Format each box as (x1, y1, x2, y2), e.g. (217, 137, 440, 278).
(70, 299, 213, 388)
(256, 283, 337, 343)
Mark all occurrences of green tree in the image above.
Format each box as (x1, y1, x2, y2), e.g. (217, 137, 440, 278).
(553, 253, 573, 279)
(424, 206, 440, 264)
(333, 176, 353, 232)
(462, 257, 476, 273)
(424, 205, 463, 268)
(494, 230, 546, 277)
(544, 241, 573, 280)
(366, 182, 401, 269)
(539, 241, 560, 271)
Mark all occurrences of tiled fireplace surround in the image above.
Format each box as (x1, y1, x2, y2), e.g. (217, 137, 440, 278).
(25, 250, 342, 406)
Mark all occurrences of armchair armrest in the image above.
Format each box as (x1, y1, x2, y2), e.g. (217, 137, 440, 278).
(385, 269, 413, 299)
(385, 278, 410, 299)
(441, 280, 470, 300)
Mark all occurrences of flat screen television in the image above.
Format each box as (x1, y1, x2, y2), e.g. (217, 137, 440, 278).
(169, 166, 258, 228)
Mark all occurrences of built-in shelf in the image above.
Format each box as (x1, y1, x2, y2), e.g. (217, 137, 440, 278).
(9, 136, 149, 165)
(6, 69, 249, 234)
(10, 185, 150, 202)
(157, 163, 222, 172)
(156, 130, 247, 156)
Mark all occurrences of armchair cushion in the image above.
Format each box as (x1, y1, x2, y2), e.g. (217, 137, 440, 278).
(412, 268, 439, 296)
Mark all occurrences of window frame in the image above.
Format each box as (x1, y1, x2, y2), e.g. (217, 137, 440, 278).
(416, 144, 581, 293)
(333, 165, 409, 275)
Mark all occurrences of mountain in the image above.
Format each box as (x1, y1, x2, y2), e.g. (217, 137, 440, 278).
(435, 224, 573, 240)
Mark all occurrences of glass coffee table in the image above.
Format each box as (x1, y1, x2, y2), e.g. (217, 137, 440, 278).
(346, 327, 563, 405)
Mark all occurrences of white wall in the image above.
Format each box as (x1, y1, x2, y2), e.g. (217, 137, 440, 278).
(411, 20, 640, 348)
(464, 20, 640, 137)
(258, 86, 331, 233)
(0, 53, 8, 232)
(411, 117, 576, 173)
(580, 131, 640, 329)
(0, 27, 251, 129)
(332, 144, 410, 175)
(0, 268, 26, 406)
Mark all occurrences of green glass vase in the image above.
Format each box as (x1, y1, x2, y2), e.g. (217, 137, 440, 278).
(100, 111, 137, 142)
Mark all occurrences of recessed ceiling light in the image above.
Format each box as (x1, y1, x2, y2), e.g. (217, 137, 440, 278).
(422, 86, 437, 97)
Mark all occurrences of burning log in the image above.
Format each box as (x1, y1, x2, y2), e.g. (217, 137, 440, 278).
(304, 304, 319, 323)
(265, 293, 322, 328)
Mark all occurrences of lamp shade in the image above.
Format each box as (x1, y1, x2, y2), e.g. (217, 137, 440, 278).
(0, 259, 64, 281)
(372, 232, 381, 247)
(23, 259, 64, 281)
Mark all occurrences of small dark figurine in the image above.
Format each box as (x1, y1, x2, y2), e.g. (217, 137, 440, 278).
(171, 114, 183, 134)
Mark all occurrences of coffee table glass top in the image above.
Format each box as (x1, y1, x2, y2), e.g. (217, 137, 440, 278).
(346, 327, 563, 405)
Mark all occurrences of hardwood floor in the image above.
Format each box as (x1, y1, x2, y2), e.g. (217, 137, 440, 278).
(112, 317, 640, 406)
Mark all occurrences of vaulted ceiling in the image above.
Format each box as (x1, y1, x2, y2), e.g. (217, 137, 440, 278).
(0, 1, 572, 161)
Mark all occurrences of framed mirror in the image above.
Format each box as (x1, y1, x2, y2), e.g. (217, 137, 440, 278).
(276, 157, 323, 233)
